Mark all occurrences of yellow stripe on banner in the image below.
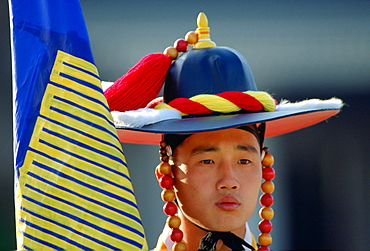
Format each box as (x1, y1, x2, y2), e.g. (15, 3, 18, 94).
(36, 130, 129, 181)
(42, 114, 124, 168)
(31, 149, 136, 212)
(28, 127, 134, 199)
(27, 153, 141, 227)
(21, 183, 142, 249)
(40, 85, 116, 141)
(19, 207, 82, 250)
(51, 51, 102, 95)
(17, 50, 148, 250)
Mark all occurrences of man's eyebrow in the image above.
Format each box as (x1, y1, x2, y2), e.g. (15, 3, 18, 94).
(190, 145, 258, 155)
(236, 144, 258, 154)
(191, 146, 220, 155)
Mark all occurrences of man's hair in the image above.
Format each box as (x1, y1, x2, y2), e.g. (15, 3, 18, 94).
(163, 123, 266, 154)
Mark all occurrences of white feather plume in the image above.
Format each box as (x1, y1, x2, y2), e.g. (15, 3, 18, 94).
(112, 108, 181, 128)
(276, 97, 343, 111)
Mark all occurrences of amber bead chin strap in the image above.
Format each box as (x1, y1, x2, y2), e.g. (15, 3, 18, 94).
(258, 147, 275, 251)
(156, 141, 187, 251)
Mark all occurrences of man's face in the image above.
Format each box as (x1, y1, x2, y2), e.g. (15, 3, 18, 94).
(172, 128, 262, 232)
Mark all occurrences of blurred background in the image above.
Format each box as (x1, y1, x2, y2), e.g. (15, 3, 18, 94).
(1, 0, 369, 250)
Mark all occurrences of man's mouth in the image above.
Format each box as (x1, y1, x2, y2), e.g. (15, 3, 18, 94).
(215, 195, 241, 211)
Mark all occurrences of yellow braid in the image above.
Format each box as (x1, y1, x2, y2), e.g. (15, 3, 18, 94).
(155, 102, 175, 110)
(190, 94, 240, 113)
(245, 91, 276, 112)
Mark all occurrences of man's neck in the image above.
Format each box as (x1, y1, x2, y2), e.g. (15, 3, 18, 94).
(178, 212, 246, 251)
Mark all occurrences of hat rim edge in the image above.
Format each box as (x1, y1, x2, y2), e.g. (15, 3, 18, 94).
(116, 108, 341, 144)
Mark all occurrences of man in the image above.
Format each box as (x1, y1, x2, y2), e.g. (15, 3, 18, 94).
(156, 128, 263, 250)
(105, 12, 343, 250)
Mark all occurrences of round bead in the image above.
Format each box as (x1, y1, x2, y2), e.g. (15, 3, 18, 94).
(161, 155, 169, 162)
(185, 31, 198, 45)
(161, 188, 175, 202)
(159, 148, 167, 155)
(260, 194, 274, 207)
(262, 167, 276, 181)
(158, 162, 172, 175)
(167, 215, 181, 229)
(174, 39, 188, 52)
(159, 141, 167, 148)
(258, 233, 272, 246)
(259, 206, 274, 220)
(172, 241, 187, 251)
(159, 175, 173, 189)
(170, 228, 184, 242)
(262, 153, 274, 167)
(258, 246, 270, 251)
(258, 219, 273, 233)
(261, 181, 275, 194)
(163, 47, 178, 60)
(163, 202, 178, 216)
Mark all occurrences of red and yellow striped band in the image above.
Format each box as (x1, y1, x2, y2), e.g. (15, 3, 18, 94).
(155, 91, 276, 116)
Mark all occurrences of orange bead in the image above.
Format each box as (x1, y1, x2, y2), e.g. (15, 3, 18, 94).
(158, 162, 172, 175)
(185, 31, 198, 45)
(258, 233, 272, 246)
(259, 206, 274, 220)
(261, 181, 275, 194)
(163, 47, 178, 60)
(172, 241, 187, 251)
(262, 153, 274, 167)
(167, 215, 181, 229)
(161, 188, 175, 202)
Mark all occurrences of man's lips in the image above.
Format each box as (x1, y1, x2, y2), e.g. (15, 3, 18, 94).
(215, 195, 241, 211)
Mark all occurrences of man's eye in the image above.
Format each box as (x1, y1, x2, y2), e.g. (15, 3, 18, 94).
(201, 159, 214, 164)
(238, 159, 250, 165)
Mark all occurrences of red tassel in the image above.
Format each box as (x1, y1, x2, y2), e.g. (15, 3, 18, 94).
(104, 53, 172, 112)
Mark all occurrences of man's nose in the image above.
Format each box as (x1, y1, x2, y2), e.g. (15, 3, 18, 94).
(216, 162, 240, 190)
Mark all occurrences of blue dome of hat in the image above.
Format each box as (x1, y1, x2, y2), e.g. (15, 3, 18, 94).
(164, 46, 258, 103)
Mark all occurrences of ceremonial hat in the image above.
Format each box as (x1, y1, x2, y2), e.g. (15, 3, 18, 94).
(104, 12, 343, 144)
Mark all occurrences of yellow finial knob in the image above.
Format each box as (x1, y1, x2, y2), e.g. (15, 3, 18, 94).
(194, 12, 216, 49)
(197, 12, 208, 28)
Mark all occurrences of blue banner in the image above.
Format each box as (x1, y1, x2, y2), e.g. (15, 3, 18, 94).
(10, 0, 148, 249)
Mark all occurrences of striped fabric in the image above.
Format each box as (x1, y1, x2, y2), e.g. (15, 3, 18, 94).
(10, 1, 147, 250)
